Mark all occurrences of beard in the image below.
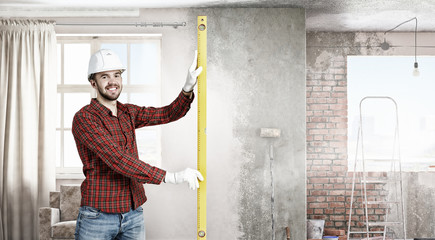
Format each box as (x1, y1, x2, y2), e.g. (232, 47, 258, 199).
(95, 81, 122, 101)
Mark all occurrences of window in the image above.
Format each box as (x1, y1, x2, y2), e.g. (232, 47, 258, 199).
(348, 56, 435, 172)
(56, 34, 162, 178)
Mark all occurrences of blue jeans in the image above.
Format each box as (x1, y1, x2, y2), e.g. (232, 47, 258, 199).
(75, 206, 145, 240)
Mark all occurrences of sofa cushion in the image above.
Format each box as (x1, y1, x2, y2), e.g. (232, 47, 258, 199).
(60, 185, 81, 221)
(50, 191, 60, 209)
(52, 220, 76, 239)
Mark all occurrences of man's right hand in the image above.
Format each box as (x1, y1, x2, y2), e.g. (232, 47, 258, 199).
(182, 51, 203, 93)
(164, 168, 204, 190)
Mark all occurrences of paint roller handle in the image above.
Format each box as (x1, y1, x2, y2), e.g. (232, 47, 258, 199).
(183, 50, 203, 93)
(285, 227, 290, 240)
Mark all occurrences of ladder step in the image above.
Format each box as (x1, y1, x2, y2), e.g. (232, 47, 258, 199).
(362, 180, 399, 183)
(363, 158, 400, 162)
(366, 201, 400, 205)
(367, 221, 402, 226)
(349, 231, 385, 234)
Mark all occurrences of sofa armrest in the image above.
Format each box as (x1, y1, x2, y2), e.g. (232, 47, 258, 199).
(39, 207, 60, 240)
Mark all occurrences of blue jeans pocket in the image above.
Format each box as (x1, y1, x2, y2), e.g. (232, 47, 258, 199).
(135, 206, 144, 212)
(80, 206, 101, 219)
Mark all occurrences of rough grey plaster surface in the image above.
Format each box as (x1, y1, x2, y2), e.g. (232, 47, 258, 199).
(307, 31, 435, 238)
(403, 172, 435, 238)
(55, 8, 307, 239)
(195, 8, 307, 240)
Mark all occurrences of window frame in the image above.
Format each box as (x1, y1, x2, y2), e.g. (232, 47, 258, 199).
(56, 34, 162, 179)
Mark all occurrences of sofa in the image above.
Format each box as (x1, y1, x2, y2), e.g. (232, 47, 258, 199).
(39, 185, 81, 240)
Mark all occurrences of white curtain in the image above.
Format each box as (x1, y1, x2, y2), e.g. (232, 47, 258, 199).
(0, 19, 57, 240)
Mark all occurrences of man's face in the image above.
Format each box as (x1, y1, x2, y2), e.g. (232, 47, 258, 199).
(91, 70, 123, 101)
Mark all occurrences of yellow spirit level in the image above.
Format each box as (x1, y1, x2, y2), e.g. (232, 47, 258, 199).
(197, 15, 207, 240)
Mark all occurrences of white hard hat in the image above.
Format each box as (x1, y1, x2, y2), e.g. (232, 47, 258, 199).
(88, 49, 126, 80)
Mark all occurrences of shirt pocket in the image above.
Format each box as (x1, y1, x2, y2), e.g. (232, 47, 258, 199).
(103, 117, 126, 148)
(119, 116, 136, 151)
(113, 130, 126, 149)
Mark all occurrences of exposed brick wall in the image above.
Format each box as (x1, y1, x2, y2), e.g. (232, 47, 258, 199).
(306, 55, 350, 228)
(306, 44, 388, 236)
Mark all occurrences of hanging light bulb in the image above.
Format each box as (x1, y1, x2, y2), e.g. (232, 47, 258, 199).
(380, 34, 390, 50)
(413, 62, 420, 77)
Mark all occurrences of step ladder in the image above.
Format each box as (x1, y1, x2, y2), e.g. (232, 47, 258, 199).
(347, 96, 406, 240)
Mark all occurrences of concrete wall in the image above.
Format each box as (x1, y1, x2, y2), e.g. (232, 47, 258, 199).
(306, 31, 435, 238)
(403, 172, 435, 237)
(55, 8, 307, 239)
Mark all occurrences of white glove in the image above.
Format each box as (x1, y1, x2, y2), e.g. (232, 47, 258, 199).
(183, 50, 203, 92)
(164, 168, 204, 190)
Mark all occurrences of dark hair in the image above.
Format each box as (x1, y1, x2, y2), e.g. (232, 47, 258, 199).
(88, 74, 95, 82)
(88, 70, 123, 81)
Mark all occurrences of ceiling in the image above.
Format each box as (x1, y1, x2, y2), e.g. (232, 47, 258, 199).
(1, 0, 435, 32)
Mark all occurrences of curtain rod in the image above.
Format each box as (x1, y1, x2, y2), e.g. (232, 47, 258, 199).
(56, 22, 186, 28)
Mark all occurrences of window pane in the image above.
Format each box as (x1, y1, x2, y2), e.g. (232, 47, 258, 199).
(130, 93, 157, 106)
(131, 42, 160, 85)
(136, 129, 160, 167)
(64, 44, 90, 84)
(64, 93, 91, 128)
(57, 44, 61, 84)
(64, 131, 82, 167)
(56, 131, 61, 167)
(348, 56, 435, 171)
(100, 44, 128, 82)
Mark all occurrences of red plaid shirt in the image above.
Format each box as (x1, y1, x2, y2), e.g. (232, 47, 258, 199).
(72, 91, 194, 213)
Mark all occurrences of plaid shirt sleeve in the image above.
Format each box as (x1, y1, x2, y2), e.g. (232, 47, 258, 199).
(128, 91, 195, 128)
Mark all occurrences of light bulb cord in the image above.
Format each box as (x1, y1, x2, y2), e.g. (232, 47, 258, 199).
(383, 17, 418, 64)
(414, 18, 418, 64)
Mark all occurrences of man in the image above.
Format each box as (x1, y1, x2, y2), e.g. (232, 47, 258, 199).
(72, 49, 203, 240)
